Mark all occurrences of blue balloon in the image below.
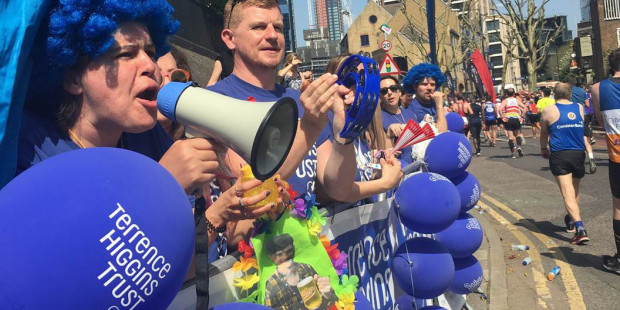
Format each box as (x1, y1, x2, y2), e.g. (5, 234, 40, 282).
(395, 294, 425, 310)
(448, 255, 483, 295)
(395, 172, 460, 233)
(424, 132, 472, 179)
(392, 237, 455, 299)
(435, 213, 483, 258)
(0, 148, 194, 309)
(213, 303, 273, 309)
(354, 291, 373, 309)
(450, 172, 481, 214)
(445, 112, 465, 133)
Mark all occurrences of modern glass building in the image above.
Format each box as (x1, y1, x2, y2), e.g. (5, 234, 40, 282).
(278, 0, 297, 53)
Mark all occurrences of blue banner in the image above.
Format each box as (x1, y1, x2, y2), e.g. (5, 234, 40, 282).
(326, 200, 419, 309)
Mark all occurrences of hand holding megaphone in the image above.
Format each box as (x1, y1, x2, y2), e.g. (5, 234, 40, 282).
(159, 138, 220, 194)
(158, 82, 298, 181)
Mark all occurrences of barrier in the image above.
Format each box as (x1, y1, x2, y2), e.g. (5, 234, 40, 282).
(167, 199, 467, 310)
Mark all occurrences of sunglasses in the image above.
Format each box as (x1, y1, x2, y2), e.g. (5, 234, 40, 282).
(380, 85, 400, 95)
(226, 0, 242, 29)
(170, 69, 190, 83)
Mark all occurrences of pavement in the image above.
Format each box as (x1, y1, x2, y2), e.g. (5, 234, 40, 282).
(461, 127, 620, 310)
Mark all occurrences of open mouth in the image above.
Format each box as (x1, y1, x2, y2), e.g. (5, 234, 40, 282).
(137, 88, 158, 102)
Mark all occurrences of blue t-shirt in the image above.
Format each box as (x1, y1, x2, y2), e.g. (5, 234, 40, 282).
(407, 98, 437, 123)
(571, 86, 587, 105)
(17, 112, 173, 175)
(208, 74, 330, 198)
(381, 108, 416, 165)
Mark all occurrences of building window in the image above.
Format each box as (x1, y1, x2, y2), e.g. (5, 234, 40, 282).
(490, 55, 503, 67)
(488, 32, 501, 43)
(605, 0, 620, 20)
(486, 20, 500, 31)
(488, 44, 502, 55)
(361, 34, 370, 46)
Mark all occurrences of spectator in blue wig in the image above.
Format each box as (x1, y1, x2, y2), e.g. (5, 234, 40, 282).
(16, 0, 278, 249)
(402, 63, 448, 132)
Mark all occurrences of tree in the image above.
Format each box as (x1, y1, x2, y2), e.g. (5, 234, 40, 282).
(389, 0, 484, 86)
(490, 0, 565, 91)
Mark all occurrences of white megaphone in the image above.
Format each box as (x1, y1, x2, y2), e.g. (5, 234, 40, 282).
(158, 82, 298, 180)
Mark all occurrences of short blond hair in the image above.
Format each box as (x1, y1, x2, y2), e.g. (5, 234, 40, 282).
(224, 0, 280, 29)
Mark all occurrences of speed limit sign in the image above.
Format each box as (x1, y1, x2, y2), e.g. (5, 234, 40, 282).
(381, 40, 392, 52)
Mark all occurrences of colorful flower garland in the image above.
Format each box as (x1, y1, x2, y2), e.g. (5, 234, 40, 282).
(232, 185, 359, 308)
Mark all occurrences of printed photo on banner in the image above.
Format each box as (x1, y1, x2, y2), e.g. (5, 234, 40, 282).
(252, 212, 340, 310)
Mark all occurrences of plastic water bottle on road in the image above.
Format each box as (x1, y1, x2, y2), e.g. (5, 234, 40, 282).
(547, 266, 561, 281)
(522, 257, 532, 266)
(511, 244, 529, 251)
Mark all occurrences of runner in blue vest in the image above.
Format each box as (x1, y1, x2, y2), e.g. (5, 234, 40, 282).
(483, 96, 497, 147)
(591, 47, 620, 274)
(540, 82, 589, 245)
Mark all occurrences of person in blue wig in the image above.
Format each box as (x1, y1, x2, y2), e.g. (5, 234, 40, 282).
(16, 0, 281, 247)
(402, 63, 448, 133)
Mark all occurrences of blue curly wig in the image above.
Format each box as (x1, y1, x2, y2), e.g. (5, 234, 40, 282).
(26, 0, 179, 114)
(402, 63, 445, 94)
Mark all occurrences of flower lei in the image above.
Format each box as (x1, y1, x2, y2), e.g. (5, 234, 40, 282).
(232, 184, 359, 308)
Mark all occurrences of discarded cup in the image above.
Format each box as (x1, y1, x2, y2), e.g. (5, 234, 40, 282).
(511, 244, 529, 251)
(522, 257, 532, 266)
(547, 266, 561, 281)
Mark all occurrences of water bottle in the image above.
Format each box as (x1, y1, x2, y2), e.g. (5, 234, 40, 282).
(522, 257, 532, 266)
(547, 266, 561, 281)
(511, 244, 529, 251)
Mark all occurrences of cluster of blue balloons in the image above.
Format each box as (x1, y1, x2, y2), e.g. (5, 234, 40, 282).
(393, 131, 484, 304)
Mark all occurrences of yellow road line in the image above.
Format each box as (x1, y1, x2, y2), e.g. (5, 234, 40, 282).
(481, 193, 586, 310)
(479, 201, 551, 308)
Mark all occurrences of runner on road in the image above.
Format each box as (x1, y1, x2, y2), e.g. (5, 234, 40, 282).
(483, 96, 497, 146)
(540, 82, 590, 245)
(591, 48, 620, 274)
(567, 75, 597, 174)
(500, 84, 527, 158)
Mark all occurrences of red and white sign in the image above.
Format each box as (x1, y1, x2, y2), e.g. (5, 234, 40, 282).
(379, 53, 402, 76)
(381, 40, 392, 52)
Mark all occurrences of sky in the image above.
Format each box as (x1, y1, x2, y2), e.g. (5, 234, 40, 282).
(293, 0, 581, 48)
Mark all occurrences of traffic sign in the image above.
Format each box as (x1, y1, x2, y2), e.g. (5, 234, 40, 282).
(379, 53, 402, 76)
(381, 40, 392, 52)
(380, 23, 392, 35)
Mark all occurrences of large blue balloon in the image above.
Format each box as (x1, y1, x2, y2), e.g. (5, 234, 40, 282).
(424, 132, 472, 179)
(448, 255, 483, 295)
(445, 112, 465, 133)
(395, 172, 460, 233)
(213, 303, 273, 309)
(0, 148, 194, 309)
(435, 213, 483, 258)
(392, 237, 455, 299)
(354, 291, 373, 309)
(450, 172, 481, 214)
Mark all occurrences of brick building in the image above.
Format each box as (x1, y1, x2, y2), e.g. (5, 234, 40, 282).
(341, 0, 464, 83)
(578, 0, 620, 82)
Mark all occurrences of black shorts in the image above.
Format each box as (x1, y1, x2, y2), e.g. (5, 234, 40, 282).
(504, 118, 521, 131)
(527, 113, 540, 123)
(496, 118, 503, 126)
(485, 120, 496, 127)
(610, 160, 620, 198)
(549, 150, 585, 178)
